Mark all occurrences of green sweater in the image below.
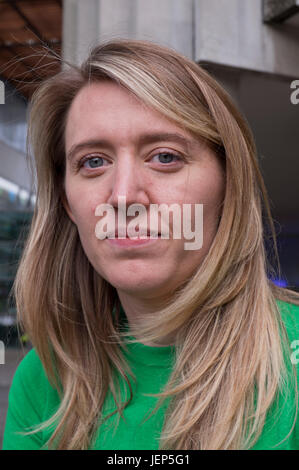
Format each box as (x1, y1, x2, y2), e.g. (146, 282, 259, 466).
(2, 300, 299, 450)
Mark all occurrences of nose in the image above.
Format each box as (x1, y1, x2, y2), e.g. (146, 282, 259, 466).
(106, 152, 151, 211)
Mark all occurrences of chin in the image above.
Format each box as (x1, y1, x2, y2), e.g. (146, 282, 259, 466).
(104, 272, 169, 296)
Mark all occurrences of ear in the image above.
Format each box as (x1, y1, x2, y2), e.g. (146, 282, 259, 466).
(61, 191, 76, 224)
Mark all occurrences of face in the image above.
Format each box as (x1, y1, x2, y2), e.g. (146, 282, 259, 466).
(64, 81, 225, 303)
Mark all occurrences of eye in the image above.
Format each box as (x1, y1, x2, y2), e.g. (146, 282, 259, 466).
(150, 152, 184, 165)
(78, 154, 108, 170)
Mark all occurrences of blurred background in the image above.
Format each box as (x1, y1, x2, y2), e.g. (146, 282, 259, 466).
(0, 0, 299, 445)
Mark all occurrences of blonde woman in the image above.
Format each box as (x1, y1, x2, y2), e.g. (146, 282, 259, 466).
(2, 39, 299, 450)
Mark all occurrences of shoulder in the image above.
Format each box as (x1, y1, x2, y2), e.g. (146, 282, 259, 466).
(11, 347, 49, 388)
(276, 299, 299, 343)
(8, 347, 59, 414)
(2, 347, 60, 449)
(275, 299, 299, 398)
(14, 346, 43, 372)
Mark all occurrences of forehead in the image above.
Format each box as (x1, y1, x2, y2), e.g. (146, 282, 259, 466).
(64, 81, 194, 146)
(68, 81, 141, 113)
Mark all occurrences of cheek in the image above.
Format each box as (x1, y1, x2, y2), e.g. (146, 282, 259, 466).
(189, 164, 225, 211)
(184, 172, 225, 242)
(65, 179, 99, 224)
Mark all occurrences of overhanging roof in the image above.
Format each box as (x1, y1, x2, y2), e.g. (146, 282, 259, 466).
(0, 0, 62, 100)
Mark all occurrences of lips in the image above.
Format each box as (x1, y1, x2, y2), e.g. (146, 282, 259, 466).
(107, 229, 160, 239)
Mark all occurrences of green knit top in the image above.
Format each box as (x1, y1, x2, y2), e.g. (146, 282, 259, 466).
(2, 300, 299, 450)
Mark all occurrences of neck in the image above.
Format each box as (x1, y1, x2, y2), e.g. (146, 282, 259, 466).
(117, 291, 175, 347)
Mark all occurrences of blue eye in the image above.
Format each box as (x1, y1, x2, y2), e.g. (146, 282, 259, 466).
(152, 152, 182, 164)
(83, 156, 104, 168)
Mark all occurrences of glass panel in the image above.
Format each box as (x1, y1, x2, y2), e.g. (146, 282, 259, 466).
(0, 210, 32, 345)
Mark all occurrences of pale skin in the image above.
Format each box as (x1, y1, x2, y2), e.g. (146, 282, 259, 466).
(63, 81, 225, 346)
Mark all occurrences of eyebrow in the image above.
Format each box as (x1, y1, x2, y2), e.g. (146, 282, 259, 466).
(66, 132, 196, 162)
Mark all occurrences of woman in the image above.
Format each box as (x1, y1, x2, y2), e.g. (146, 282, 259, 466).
(2, 39, 299, 450)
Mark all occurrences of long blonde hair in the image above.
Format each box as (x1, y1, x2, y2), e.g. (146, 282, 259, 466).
(14, 38, 299, 449)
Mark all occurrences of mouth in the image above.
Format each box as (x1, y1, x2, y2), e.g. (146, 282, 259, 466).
(105, 232, 162, 248)
(106, 230, 161, 239)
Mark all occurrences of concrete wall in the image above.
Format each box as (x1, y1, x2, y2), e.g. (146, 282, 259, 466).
(63, 0, 194, 66)
(195, 0, 299, 77)
(63, 0, 299, 78)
